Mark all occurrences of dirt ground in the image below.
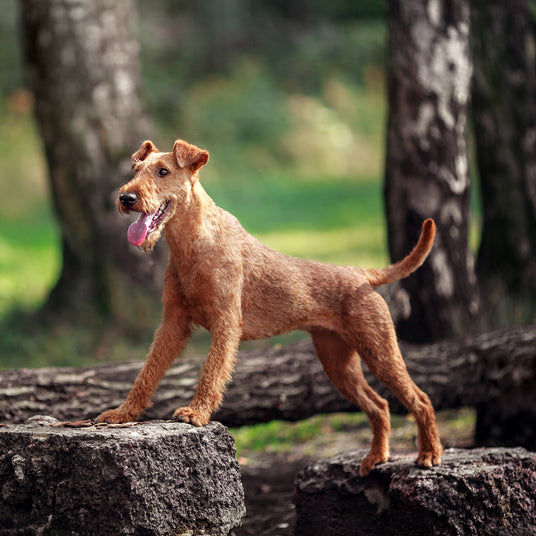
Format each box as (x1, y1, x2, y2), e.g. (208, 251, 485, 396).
(235, 409, 475, 536)
(238, 455, 305, 536)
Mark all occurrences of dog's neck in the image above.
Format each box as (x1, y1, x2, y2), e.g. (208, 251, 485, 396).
(164, 181, 223, 260)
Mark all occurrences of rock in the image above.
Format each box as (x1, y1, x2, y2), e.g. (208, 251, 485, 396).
(0, 419, 245, 536)
(293, 447, 536, 536)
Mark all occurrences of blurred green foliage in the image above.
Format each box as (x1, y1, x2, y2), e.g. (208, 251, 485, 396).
(0, 0, 388, 367)
(0, 1, 477, 454)
(137, 0, 386, 119)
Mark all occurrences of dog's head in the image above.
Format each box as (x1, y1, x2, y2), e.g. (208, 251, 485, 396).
(118, 139, 209, 251)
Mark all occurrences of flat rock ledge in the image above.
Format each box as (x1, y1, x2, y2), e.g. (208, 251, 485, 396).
(0, 417, 245, 536)
(293, 447, 536, 536)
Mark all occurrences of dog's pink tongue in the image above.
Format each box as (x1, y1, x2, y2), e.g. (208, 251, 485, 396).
(127, 213, 153, 246)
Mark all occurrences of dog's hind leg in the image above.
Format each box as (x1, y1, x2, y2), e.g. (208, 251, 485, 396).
(348, 294, 442, 469)
(311, 328, 391, 476)
(363, 346, 442, 469)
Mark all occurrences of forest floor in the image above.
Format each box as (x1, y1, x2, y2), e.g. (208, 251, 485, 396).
(235, 409, 475, 536)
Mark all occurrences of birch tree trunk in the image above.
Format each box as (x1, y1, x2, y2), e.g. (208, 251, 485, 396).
(471, 0, 536, 312)
(20, 0, 166, 322)
(384, 0, 481, 342)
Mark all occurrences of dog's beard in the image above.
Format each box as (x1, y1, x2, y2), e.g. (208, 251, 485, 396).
(140, 228, 163, 253)
(127, 200, 171, 249)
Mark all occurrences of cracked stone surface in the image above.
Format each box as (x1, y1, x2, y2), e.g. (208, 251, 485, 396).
(294, 447, 536, 536)
(0, 418, 245, 536)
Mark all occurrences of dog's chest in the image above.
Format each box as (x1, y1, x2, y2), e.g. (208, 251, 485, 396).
(170, 270, 221, 330)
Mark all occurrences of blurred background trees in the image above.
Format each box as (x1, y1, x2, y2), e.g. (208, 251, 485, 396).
(1, 0, 536, 367)
(385, 0, 480, 342)
(472, 0, 536, 313)
(21, 0, 166, 326)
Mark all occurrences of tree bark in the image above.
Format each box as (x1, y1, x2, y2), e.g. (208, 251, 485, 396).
(20, 0, 166, 322)
(384, 0, 481, 342)
(0, 419, 245, 536)
(1, 325, 535, 448)
(471, 0, 536, 305)
(293, 447, 536, 536)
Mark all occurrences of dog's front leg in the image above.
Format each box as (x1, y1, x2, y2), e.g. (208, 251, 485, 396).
(97, 304, 192, 424)
(173, 320, 241, 426)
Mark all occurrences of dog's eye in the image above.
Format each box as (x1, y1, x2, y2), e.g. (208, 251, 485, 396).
(158, 168, 169, 177)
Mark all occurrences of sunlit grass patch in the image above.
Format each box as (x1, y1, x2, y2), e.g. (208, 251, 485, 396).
(231, 408, 476, 461)
(208, 174, 388, 267)
(231, 412, 370, 458)
(0, 84, 391, 368)
(256, 225, 387, 268)
(0, 203, 60, 318)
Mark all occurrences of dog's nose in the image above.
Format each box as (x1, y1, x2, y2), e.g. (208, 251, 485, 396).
(120, 192, 138, 208)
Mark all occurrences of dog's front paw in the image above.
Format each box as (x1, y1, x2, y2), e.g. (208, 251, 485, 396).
(96, 407, 138, 424)
(173, 406, 210, 427)
(359, 450, 389, 476)
(415, 451, 442, 469)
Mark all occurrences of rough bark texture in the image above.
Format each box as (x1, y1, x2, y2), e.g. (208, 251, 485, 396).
(293, 447, 536, 536)
(385, 0, 481, 342)
(20, 0, 166, 319)
(0, 417, 245, 536)
(472, 0, 536, 299)
(1, 325, 535, 448)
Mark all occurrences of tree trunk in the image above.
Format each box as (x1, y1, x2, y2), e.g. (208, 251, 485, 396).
(1, 325, 535, 449)
(471, 0, 536, 311)
(20, 0, 166, 322)
(0, 419, 245, 536)
(293, 448, 536, 536)
(384, 0, 481, 342)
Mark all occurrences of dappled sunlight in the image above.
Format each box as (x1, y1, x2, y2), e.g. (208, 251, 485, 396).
(0, 97, 48, 217)
(0, 203, 60, 318)
(284, 84, 386, 179)
(256, 225, 387, 268)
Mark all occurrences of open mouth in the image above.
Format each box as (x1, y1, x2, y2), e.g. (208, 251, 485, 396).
(127, 200, 171, 246)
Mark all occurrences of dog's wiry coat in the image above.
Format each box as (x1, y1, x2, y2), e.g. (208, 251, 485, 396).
(97, 139, 443, 475)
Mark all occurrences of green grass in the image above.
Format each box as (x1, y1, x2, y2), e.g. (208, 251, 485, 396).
(0, 76, 390, 368)
(0, 87, 477, 450)
(231, 408, 477, 460)
(0, 84, 389, 327)
(230, 413, 370, 457)
(0, 169, 387, 368)
(0, 203, 60, 318)
(207, 174, 387, 268)
(0, 103, 60, 320)
(0, 171, 388, 321)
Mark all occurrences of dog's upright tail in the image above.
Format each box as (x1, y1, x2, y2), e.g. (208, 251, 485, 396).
(365, 218, 436, 287)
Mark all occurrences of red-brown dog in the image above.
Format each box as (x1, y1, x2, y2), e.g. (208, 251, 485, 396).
(97, 139, 442, 475)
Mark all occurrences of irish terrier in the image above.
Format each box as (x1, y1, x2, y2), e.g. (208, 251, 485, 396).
(97, 139, 443, 475)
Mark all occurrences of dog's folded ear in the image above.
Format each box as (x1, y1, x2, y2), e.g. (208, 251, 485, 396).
(132, 140, 158, 166)
(173, 139, 209, 173)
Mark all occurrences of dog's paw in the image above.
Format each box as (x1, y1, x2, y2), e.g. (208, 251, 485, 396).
(415, 451, 442, 469)
(96, 408, 138, 424)
(173, 406, 210, 427)
(359, 450, 389, 476)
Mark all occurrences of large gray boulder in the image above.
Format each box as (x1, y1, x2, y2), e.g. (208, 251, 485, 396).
(0, 418, 245, 535)
(294, 447, 536, 536)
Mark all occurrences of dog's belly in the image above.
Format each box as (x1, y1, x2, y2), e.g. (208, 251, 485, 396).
(240, 319, 290, 341)
(240, 310, 340, 341)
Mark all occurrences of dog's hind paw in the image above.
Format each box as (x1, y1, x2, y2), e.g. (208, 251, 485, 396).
(173, 406, 210, 427)
(415, 451, 442, 469)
